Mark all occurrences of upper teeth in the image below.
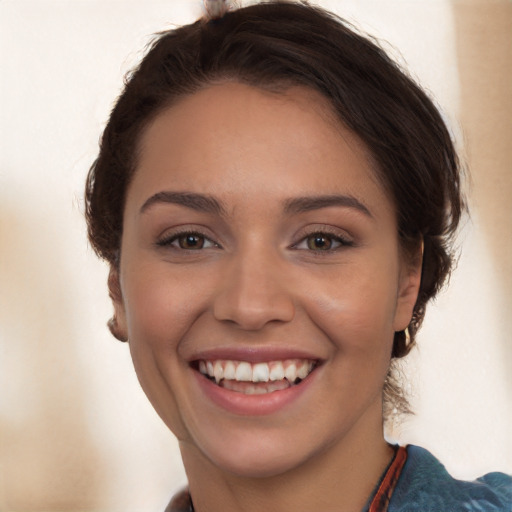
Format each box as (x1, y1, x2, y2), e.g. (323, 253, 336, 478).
(198, 359, 315, 384)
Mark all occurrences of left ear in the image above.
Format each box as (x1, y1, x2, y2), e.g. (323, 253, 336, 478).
(108, 265, 128, 342)
(392, 242, 423, 332)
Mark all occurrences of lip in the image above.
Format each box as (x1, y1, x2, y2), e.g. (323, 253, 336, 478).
(187, 346, 324, 364)
(192, 362, 320, 416)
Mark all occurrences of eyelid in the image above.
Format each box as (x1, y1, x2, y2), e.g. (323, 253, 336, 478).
(156, 226, 221, 250)
(291, 225, 354, 250)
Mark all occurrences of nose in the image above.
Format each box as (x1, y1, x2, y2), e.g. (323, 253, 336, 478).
(213, 249, 295, 331)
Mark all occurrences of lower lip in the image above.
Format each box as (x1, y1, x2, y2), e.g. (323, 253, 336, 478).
(193, 370, 318, 416)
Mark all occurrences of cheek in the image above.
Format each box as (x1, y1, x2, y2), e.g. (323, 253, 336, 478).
(303, 270, 399, 413)
(121, 263, 210, 347)
(120, 263, 215, 439)
(299, 260, 399, 355)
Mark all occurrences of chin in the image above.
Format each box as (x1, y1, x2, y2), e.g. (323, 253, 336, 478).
(212, 446, 309, 479)
(190, 424, 329, 479)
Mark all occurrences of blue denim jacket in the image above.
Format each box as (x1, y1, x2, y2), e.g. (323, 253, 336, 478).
(389, 445, 512, 511)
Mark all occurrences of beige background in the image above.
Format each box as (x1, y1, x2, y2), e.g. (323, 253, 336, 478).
(0, 0, 511, 510)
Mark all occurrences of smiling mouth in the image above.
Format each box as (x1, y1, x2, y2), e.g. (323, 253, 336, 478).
(194, 359, 318, 395)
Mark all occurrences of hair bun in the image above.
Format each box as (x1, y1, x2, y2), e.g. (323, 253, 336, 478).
(204, 0, 231, 19)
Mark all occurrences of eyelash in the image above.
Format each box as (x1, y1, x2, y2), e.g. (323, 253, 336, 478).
(156, 227, 353, 254)
(156, 229, 219, 251)
(292, 228, 354, 253)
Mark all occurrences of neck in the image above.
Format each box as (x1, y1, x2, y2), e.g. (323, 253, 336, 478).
(179, 410, 394, 512)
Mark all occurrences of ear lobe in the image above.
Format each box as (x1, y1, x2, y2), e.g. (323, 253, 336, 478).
(393, 245, 423, 332)
(108, 265, 128, 342)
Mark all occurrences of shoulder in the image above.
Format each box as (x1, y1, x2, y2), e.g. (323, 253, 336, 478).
(389, 445, 512, 512)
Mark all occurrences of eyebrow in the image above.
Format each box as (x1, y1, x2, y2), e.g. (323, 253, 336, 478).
(140, 191, 225, 215)
(283, 195, 372, 217)
(140, 191, 372, 218)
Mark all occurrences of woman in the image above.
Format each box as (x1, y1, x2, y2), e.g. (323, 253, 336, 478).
(85, 1, 511, 510)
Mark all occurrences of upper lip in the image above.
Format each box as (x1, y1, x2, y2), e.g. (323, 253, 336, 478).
(187, 346, 324, 364)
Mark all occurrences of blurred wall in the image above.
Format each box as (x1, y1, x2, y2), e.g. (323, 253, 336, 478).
(0, 1, 510, 510)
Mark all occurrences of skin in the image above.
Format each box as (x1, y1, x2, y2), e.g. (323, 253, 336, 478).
(111, 83, 422, 512)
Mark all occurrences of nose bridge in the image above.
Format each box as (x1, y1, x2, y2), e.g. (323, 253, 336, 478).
(213, 242, 295, 330)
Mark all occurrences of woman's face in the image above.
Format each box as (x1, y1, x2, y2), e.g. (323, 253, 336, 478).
(113, 83, 420, 477)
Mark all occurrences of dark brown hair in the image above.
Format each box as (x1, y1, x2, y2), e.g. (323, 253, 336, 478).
(86, 1, 464, 416)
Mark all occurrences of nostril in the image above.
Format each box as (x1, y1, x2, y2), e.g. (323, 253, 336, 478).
(211, 258, 295, 329)
(213, 293, 295, 330)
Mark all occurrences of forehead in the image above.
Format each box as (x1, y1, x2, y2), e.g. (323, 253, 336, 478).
(129, 82, 393, 219)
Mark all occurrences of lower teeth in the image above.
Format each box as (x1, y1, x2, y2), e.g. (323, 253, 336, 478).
(219, 378, 295, 395)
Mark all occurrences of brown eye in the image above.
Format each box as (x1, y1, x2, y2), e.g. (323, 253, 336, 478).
(293, 230, 353, 252)
(307, 233, 334, 251)
(177, 234, 205, 249)
(156, 230, 218, 251)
